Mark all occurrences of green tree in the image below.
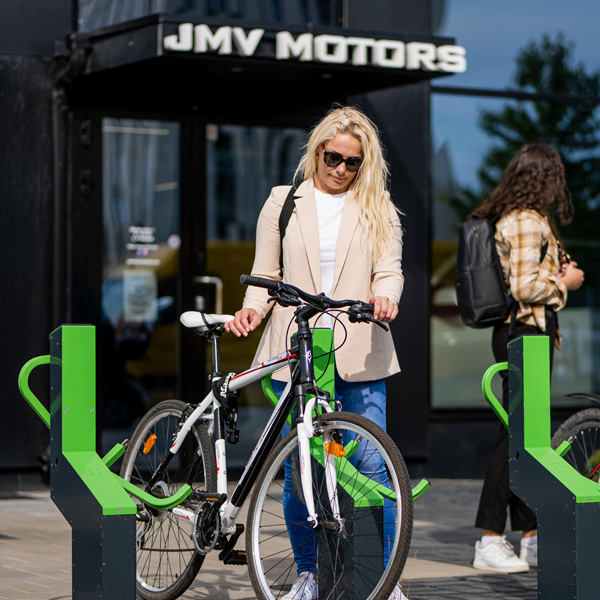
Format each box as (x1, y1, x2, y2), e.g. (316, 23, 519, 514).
(449, 33, 600, 238)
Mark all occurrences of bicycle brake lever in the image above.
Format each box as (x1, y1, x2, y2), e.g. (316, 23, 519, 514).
(348, 310, 389, 332)
(360, 314, 389, 331)
(267, 294, 302, 307)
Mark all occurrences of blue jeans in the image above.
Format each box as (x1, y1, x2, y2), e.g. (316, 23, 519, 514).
(272, 371, 392, 576)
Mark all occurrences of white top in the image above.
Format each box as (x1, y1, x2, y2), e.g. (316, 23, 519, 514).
(314, 189, 346, 327)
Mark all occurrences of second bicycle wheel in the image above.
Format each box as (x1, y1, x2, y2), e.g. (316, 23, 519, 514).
(120, 399, 217, 600)
(246, 411, 413, 600)
(551, 407, 600, 481)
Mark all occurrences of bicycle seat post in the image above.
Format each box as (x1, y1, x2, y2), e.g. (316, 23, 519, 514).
(209, 333, 221, 377)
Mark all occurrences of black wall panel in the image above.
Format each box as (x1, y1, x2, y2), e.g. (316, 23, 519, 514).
(351, 83, 431, 465)
(0, 55, 64, 477)
(0, 0, 72, 56)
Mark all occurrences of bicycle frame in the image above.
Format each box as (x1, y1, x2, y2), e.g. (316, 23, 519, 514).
(161, 330, 335, 540)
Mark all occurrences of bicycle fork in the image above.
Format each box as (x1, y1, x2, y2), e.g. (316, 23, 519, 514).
(297, 396, 344, 533)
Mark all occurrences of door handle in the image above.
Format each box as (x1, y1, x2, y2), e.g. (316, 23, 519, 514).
(194, 276, 223, 314)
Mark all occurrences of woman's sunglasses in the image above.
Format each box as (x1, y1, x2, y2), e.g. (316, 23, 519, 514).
(321, 145, 363, 172)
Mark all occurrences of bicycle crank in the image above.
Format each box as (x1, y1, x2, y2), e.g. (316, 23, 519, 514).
(192, 492, 227, 555)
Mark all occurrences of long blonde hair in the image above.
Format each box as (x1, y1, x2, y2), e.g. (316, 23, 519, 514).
(294, 106, 399, 259)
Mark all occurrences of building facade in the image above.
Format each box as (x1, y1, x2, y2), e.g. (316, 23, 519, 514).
(2, 0, 599, 487)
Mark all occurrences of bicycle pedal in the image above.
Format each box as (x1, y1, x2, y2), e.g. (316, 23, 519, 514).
(190, 491, 227, 506)
(221, 550, 247, 565)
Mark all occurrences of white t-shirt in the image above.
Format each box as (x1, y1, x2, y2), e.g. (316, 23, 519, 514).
(314, 189, 346, 327)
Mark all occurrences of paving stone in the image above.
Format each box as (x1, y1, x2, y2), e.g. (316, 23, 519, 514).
(0, 480, 543, 599)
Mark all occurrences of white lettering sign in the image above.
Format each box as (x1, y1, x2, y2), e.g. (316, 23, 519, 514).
(232, 27, 264, 56)
(163, 24, 467, 74)
(276, 31, 313, 61)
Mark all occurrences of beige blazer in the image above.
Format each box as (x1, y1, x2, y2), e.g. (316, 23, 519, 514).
(243, 179, 403, 382)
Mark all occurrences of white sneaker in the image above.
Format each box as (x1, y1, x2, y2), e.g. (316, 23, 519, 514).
(388, 583, 409, 600)
(473, 536, 530, 573)
(520, 538, 538, 567)
(282, 572, 318, 600)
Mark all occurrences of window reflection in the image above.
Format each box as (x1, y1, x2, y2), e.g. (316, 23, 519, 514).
(102, 118, 181, 431)
(431, 93, 600, 407)
(204, 124, 303, 351)
(78, 0, 337, 32)
(432, 0, 600, 90)
(204, 124, 304, 469)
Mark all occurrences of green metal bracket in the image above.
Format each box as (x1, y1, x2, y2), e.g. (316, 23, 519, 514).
(17, 325, 197, 599)
(481, 359, 574, 460)
(19, 349, 190, 511)
(261, 328, 428, 504)
(481, 335, 600, 599)
(515, 336, 600, 503)
(116, 475, 192, 509)
(18, 355, 52, 428)
(411, 478, 431, 500)
(481, 361, 509, 430)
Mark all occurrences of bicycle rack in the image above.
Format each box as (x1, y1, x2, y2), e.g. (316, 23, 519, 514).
(262, 328, 428, 598)
(482, 335, 600, 600)
(18, 325, 192, 600)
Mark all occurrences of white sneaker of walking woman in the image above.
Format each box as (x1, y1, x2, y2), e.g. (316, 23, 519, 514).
(473, 535, 529, 573)
(520, 536, 538, 567)
(282, 573, 409, 600)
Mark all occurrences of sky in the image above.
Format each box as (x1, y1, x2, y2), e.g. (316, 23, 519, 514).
(430, 0, 600, 192)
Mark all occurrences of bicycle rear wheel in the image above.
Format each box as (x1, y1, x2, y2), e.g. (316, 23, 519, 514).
(246, 411, 413, 600)
(551, 407, 600, 481)
(120, 399, 217, 600)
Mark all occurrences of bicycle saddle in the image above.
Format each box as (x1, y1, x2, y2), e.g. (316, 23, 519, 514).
(180, 311, 235, 329)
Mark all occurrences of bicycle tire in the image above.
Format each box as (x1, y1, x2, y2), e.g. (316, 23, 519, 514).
(551, 407, 600, 482)
(120, 399, 217, 600)
(246, 411, 413, 600)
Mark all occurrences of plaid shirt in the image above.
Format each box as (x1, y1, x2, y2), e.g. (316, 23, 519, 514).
(495, 209, 567, 337)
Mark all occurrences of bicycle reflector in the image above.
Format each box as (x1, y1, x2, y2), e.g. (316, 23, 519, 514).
(324, 441, 346, 457)
(143, 434, 157, 454)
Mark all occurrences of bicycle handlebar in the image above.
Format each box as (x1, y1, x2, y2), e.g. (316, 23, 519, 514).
(239, 274, 389, 330)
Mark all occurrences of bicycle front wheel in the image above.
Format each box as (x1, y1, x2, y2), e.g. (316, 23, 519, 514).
(246, 411, 413, 600)
(120, 399, 217, 600)
(552, 407, 600, 481)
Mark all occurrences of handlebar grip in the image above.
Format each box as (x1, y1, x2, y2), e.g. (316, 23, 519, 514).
(240, 274, 281, 290)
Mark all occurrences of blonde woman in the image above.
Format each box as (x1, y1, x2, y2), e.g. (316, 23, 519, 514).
(226, 107, 407, 600)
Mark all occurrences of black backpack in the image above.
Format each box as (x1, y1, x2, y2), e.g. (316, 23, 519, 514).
(454, 214, 516, 329)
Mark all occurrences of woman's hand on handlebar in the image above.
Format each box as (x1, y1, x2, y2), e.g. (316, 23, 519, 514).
(225, 308, 262, 337)
(369, 296, 398, 323)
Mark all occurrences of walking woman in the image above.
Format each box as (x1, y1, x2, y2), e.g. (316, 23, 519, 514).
(226, 106, 408, 599)
(471, 143, 584, 573)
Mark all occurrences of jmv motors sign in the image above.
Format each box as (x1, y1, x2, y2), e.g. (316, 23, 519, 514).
(163, 23, 467, 74)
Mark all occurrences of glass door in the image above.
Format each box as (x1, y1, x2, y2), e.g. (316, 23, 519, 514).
(205, 123, 305, 467)
(101, 117, 182, 434)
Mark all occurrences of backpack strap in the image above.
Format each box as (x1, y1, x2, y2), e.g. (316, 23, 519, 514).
(278, 184, 297, 270)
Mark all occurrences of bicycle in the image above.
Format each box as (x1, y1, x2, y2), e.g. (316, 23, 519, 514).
(551, 393, 600, 482)
(119, 274, 414, 600)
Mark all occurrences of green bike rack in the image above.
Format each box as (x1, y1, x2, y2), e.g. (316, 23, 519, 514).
(261, 328, 424, 598)
(18, 325, 192, 599)
(261, 328, 430, 505)
(482, 335, 600, 600)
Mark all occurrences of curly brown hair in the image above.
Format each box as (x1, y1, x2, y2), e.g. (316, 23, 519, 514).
(475, 143, 573, 227)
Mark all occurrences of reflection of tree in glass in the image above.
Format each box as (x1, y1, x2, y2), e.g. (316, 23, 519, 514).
(448, 33, 600, 239)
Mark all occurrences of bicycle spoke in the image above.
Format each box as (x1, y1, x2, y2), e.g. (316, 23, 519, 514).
(120, 400, 216, 600)
(247, 412, 412, 600)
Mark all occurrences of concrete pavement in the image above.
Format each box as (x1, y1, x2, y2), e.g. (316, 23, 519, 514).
(0, 479, 537, 600)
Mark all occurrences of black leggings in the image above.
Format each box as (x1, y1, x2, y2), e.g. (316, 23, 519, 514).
(474, 309, 557, 533)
